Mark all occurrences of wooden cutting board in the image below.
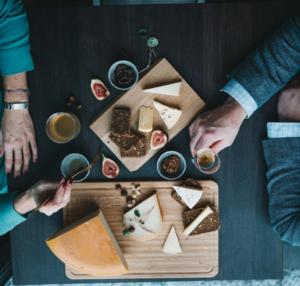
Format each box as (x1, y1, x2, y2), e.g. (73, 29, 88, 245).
(63, 180, 219, 280)
(90, 58, 205, 172)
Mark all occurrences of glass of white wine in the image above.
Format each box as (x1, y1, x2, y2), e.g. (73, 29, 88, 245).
(192, 148, 221, 174)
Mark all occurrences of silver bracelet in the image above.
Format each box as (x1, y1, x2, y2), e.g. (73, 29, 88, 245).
(3, 88, 30, 95)
(4, 102, 29, 110)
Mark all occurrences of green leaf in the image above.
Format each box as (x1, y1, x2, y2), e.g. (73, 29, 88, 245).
(138, 28, 148, 37)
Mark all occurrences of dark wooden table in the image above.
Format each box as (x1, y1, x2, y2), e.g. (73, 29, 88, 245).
(10, 1, 293, 284)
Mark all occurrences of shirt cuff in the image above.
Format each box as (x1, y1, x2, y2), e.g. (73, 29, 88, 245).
(267, 122, 300, 139)
(221, 79, 258, 118)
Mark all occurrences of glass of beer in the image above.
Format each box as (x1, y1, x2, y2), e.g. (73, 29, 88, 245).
(46, 112, 81, 144)
(192, 148, 221, 174)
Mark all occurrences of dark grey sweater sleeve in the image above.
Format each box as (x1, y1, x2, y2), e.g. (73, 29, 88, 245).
(229, 17, 300, 108)
(263, 137, 300, 246)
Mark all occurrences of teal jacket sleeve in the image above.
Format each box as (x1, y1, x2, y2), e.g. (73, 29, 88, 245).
(0, 187, 27, 236)
(0, 154, 27, 236)
(0, 0, 34, 75)
(229, 17, 300, 109)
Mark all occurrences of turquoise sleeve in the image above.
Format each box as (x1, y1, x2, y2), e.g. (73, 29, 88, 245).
(0, 0, 34, 75)
(0, 187, 27, 236)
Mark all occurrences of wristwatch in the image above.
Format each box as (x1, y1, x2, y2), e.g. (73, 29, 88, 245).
(4, 102, 29, 110)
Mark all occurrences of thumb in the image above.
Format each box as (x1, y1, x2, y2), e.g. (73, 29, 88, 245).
(210, 140, 227, 154)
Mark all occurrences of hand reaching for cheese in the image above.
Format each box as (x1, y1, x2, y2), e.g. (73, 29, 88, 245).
(14, 179, 72, 216)
(189, 97, 247, 155)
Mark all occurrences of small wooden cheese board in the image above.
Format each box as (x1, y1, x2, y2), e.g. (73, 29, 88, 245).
(63, 180, 219, 280)
(90, 58, 205, 172)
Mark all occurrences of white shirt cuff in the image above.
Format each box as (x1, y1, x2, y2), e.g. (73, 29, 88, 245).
(221, 79, 258, 118)
(267, 122, 300, 138)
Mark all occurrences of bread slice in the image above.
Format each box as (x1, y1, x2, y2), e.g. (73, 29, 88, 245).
(46, 209, 128, 276)
(182, 206, 219, 236)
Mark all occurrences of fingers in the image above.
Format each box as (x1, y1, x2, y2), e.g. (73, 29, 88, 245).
(29, 135, 38, 163)
(39, 182, 72, 216)
(194, 134, 216, 155)
(210, 140, 227, 154)
(13, 149, 22, 177)
(190, 132, 202, 157)
(4, 145, 13, 173)
(22, 143, 30, 173)
(39, 181, 59, 191)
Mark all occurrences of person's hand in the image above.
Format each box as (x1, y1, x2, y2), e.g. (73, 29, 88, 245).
(1, 109, 38, 177)
(189, 97, 247, 156)
(14, 179, 72, 216)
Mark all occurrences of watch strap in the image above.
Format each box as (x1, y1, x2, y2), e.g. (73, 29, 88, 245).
(4, 102, 29, 110)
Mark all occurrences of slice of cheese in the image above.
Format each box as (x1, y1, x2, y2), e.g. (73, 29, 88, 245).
(123, 192, 163, 241)
(138, 106, 153, 133)
(183, 206, 213, 237)
(143, 82, 182, 97)
(172, 186, 203, 209)
(162, 226, 182, 255)
(46, 209, 128, 276)
(153, 101, 182, 130)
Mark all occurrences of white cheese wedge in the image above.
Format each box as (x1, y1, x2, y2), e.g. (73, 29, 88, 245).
(153, 101, 182, 130)
(183, 206, 213, 237)
(138, 106, 153, 133)
(123, 192, 163, 241)
(143, 82, 182, 97)
(172, 186, 203, 209)
(162, 226, 182, 255)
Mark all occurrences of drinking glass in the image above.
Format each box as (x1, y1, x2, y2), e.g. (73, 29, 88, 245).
(46, 112, 81, 144)
(192, 148, 221, 174)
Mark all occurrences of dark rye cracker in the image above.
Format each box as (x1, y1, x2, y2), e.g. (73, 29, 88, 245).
(111, 108, 130, 134)
(120, 135, 147, 157)
(182, 206, 219, 235)
(109, 131, 139, 151)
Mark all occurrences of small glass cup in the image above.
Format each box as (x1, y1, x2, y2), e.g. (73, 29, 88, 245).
(46, 112, 81, 144)
(192, 148, 221, 174)
(61, 153, 90, 183)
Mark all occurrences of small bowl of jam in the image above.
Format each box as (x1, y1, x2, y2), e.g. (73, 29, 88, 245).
(108, 60, 139, 90)
(157, 151, 186, 180)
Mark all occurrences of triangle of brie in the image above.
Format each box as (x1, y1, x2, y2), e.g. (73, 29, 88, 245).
(162, 226, 182, 254)
(143, 82, 182, 97)
(173, 186, 203, 209)
(153, 101, 182, 130)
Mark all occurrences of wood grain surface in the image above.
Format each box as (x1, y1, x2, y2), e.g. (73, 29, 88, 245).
(64, 180, 219, 279)
(90, 58, 205, 172)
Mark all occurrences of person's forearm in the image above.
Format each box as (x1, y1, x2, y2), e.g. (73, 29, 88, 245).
(229, 17, 300, 109)
(3, 72, 29, 102)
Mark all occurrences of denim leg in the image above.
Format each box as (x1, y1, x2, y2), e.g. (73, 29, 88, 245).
(263, 137, 300, 246)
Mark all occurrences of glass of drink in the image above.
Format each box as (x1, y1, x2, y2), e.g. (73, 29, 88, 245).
(46, 112, 81, 144)
(192, 148, 221, 174)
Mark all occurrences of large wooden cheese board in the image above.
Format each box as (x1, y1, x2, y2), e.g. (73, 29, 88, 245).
(63, 180, 219, 280)
(90, 58, 205, 172)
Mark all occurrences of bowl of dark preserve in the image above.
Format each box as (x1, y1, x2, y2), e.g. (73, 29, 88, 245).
(157, 151, 187, 180)
(108, 60, 139, 90)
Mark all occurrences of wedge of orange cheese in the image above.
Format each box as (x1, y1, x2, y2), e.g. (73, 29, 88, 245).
(46, 209, 128, 276)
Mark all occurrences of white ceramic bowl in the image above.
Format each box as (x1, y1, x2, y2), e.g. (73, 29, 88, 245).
(108, 60, 139, 90)
(157, 151, 187, 181)
(61, 153, 90, 183)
